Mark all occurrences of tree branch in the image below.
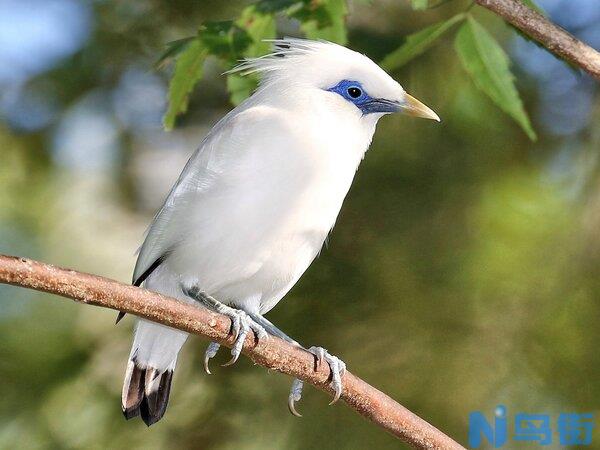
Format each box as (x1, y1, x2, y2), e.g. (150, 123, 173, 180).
(0, 254, 465, 450)
(475, 0, 600, 80)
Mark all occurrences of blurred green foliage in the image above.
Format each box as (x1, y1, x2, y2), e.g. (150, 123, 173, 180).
(380, 13, 466, 72)
(162, 0, 350, 129)
(1, 0, 600, 449)
(163, 0, 540, 140)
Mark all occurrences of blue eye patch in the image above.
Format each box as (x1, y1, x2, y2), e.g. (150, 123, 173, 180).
(327, 80, 401, 115)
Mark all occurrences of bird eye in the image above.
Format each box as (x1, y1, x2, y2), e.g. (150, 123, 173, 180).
(347, 87, 362, 99)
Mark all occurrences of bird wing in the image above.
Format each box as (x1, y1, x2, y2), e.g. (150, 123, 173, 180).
(132, 111, 235, 286)
(132, 104, 288, 286)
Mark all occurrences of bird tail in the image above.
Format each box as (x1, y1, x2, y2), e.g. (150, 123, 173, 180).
(122, 320, 188, 426)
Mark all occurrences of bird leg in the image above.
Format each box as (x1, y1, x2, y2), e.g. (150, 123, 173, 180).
(181, 285, 346, 414)
(247, 312, 300, 345)
(248, 313, 346, 417)
(182, 285, 268, 372)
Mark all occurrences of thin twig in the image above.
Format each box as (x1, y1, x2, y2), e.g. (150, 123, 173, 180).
(0, 254, 465, 450)
(475, 0, 600, 80)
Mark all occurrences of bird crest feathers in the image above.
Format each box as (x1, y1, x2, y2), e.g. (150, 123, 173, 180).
(228, 38, 336, 76)
(227, 38, 399, 98)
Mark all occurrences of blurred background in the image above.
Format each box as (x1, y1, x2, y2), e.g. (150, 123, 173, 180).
(1, 0, 599, 448)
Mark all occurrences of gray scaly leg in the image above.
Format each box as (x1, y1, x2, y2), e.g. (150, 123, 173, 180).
(182, 285, 268, 371)
(182, 285, 346, 415)
(248, 313, 346, 417)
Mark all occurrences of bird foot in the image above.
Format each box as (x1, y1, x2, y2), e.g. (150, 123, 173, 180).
(203, 308, 268, 373)
(288, 346, 346, 417)
(203, 342, 221, 374)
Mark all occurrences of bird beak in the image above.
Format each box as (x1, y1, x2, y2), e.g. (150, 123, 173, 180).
(400, 93, 440, 122)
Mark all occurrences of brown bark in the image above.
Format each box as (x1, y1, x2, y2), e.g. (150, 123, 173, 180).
(475, 0, 600, 80)
(0, 254, 465, 449)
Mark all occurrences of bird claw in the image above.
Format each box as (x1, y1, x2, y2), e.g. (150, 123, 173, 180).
(203, 309, 267, 373)
(203, 342, 221, 374)
(223, 310, 268, 366)
(288, 378, 304, 417)
(288, 346, 346, 416)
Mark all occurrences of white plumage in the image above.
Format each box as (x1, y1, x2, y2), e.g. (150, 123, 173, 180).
(122, 38, 438, 425)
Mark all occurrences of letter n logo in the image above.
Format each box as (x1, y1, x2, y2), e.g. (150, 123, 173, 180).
(469, 405, 508, 448)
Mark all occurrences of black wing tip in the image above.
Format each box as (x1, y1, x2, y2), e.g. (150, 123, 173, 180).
(125, 255, 167, 326)
(132, 253, 169, 287)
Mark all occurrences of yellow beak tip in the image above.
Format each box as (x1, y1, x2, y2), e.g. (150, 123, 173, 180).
(403, 92, 440, 123)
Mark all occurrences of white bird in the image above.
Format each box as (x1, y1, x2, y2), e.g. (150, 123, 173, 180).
(121, 38, 439, 426)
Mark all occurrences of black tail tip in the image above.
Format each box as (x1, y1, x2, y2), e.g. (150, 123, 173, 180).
(122, 406, 140, 420)
(139, 370, 174, 426)
(122, 363, 173, 426)
(140, 399, 162, 427)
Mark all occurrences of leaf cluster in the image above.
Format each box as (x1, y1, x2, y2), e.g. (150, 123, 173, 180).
(390, 0, 545, 140)
(161, 0, 348, 130)
(162, 0, 548, 140)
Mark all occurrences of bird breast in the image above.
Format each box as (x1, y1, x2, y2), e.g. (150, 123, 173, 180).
(170, 106, 373, 308)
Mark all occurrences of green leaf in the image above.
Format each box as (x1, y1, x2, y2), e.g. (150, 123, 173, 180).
(227, 74, 259, 105)
(255, 0, 298, 13)
(198, 21, 252, 64)
(155, 37, 196, 70)
(455, 17, 536, 140)
(380, 13, 465, 71)
(225, 6, 276, 105)
(296, 0, 348, 44)
(258, 0, 349, 44)
(236, 6, 276, 57)
(163, 39, 207, 131)
(410, 0, 428, 10)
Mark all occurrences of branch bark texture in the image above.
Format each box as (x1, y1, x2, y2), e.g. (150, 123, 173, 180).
(0, 254, 465, 450)
(476, 0, 600, 80)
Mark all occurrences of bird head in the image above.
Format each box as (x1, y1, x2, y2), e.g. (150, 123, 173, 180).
(231, 38, 439, 123)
